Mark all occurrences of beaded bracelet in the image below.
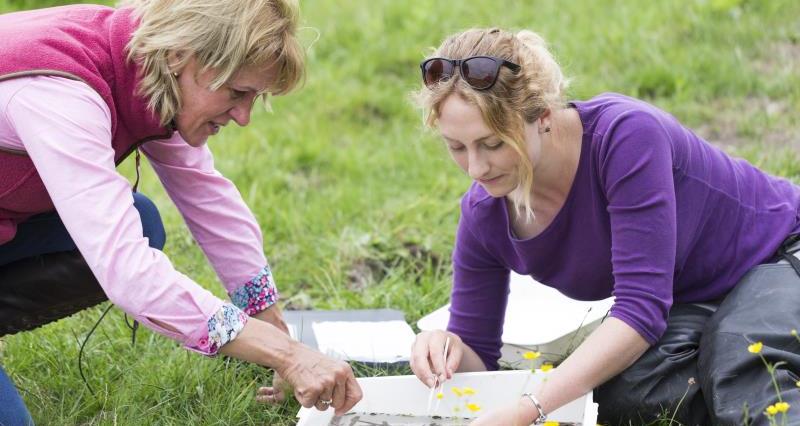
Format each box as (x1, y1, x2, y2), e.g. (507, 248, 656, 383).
(522, 392, 548, 425)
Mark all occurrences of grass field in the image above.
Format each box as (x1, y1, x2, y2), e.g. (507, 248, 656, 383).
(1, 0, 799, 424)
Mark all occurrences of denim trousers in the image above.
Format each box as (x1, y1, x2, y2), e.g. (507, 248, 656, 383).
(0, 192, 165, 426)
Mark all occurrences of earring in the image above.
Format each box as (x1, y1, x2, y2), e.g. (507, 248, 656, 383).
(540, 126, 551, 134)
(172, 72, 179, 78)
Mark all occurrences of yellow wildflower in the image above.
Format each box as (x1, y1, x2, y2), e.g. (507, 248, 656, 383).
(796, 380, 800, 388)
(791, 329, 798, 337)
(766, 404, 778, 416)
(462, 387, 476, 396)
(523, 351, 541, 360)
(540, 363, 554, 372)
(451, 387, 463, 397)
(775, 402, 790, 413)
(465, 403, 481, 412)
(436, 392, 443, 400)
(748, 342, 763, 354)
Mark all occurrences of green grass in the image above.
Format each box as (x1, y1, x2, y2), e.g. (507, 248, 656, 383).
(1, 0, 799, 424)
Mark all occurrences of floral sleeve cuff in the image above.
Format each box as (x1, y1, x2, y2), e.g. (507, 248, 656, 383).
(230, 265, 279, 315)
(204, 303, 248, 355)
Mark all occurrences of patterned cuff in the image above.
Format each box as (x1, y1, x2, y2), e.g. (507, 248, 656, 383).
(230, 265, 279, 315)
(204, 303, 248, 355)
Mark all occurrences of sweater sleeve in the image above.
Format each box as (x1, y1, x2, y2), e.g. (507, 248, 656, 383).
(140, 136, 279, 315)
(598, 109, 677, 344)
(447, 196, 510, 371)
(3, 76, 245, 355)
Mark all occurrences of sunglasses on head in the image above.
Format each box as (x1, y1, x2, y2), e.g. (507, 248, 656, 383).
(420, 56, 521, 91)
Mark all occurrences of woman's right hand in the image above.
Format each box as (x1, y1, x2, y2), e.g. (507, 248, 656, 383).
(410, 330, 465, 388)
(277, 342, 362, 414)
(219, 316, 362, 415)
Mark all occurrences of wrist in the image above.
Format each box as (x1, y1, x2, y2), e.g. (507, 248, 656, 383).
(218, 316, 297, 371)
(521, 393, 547, 425)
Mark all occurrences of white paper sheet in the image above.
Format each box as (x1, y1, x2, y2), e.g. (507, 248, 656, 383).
(311, 320, 416, 363)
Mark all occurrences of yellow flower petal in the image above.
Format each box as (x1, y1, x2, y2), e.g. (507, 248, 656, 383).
(451, 387, 463, 397)
(748, 342, 763, 354)
(462, 387, 476, 396)
(540, 363, 554, 372)
(436, 392, 443, 400)
(775, 402, 790, 413)
(523, 351, 541, 360)
(766, 405, 779, 415)
(465, 402, 481, 412)
(791, 329, 798, 336)
(796, 380, 800, 388)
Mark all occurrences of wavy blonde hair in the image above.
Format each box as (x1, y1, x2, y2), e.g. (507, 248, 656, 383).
(121, 0, 305, 126)
(416, 28, 569, 221)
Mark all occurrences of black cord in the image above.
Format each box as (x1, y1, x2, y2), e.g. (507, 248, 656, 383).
(123, 313, 139, 346)
(78, 303, 113, 397)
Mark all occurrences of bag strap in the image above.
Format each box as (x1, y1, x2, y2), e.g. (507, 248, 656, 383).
(778, 234, 800, 276)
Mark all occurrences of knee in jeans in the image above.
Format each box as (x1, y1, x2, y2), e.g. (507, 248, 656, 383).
(132, 193, 166, 250)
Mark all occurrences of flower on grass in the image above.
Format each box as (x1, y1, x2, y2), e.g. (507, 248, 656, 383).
(540, 363, 554, 372)
(775, 402, 790, 413)
(465, 403, 481, 412)
(748, 342, 763, 354)
(766, 404, 779, 416)
(796, 380, 800, 388)
(523, 351, 541, 360)
(791, 329, 797, 337)
(462, 387, 476, 396)
(436, 392, 443, 400)
(451, 387, 463, 397)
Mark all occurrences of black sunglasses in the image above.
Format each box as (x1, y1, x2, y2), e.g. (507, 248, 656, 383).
(420, 56, 521, 90)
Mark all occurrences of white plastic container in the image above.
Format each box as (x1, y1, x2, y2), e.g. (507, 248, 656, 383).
(417, 272, 614, 368)
(297, 369, 598, 425)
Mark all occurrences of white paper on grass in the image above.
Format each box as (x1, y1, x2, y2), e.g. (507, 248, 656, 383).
(311, 320, 416, 363)
(297, 370, 598, 425)
(418, 272, 614, 345)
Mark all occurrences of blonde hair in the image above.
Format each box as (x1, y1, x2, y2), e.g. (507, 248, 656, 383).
(121, 0, 305, 126)
(416, 28, 569, 221)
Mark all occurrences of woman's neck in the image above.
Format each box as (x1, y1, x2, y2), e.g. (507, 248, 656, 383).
(530, 107, 583, 206)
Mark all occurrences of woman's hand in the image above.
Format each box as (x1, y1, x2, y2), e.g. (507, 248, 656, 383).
(277, 342, 362, 414)
(256, 373, 289, 404)
(469, 397, 538, 426)
(219, 315, 363, 415)
(410, 330, 466, 387)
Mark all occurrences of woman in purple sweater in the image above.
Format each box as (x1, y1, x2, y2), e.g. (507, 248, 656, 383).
(410, 28, 800, 425)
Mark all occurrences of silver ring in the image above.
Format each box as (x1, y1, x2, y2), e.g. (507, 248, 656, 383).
(320, 399, 332, 405)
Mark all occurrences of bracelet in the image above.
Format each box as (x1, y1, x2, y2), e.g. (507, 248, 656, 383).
(522, 392, 548, 425)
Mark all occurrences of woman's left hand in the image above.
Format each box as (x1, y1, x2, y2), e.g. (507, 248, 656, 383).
(256, 373, 289, 404)
(468, 398, 536, 426)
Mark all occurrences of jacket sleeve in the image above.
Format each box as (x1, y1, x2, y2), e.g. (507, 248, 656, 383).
(3, 76, 246, 355)
(141, 134, 279, 315)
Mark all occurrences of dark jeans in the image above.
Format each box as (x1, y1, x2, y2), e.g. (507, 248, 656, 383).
(597, 260, 800, 425)
(0, 193, 165, 426)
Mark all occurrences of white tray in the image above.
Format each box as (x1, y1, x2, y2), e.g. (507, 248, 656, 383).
(297, 370, 597, 425)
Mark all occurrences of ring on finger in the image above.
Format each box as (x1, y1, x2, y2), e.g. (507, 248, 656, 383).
(320, 398, 333, 405)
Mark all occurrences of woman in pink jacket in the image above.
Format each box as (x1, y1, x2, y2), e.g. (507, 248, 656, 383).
(0, 1, 361, 423)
